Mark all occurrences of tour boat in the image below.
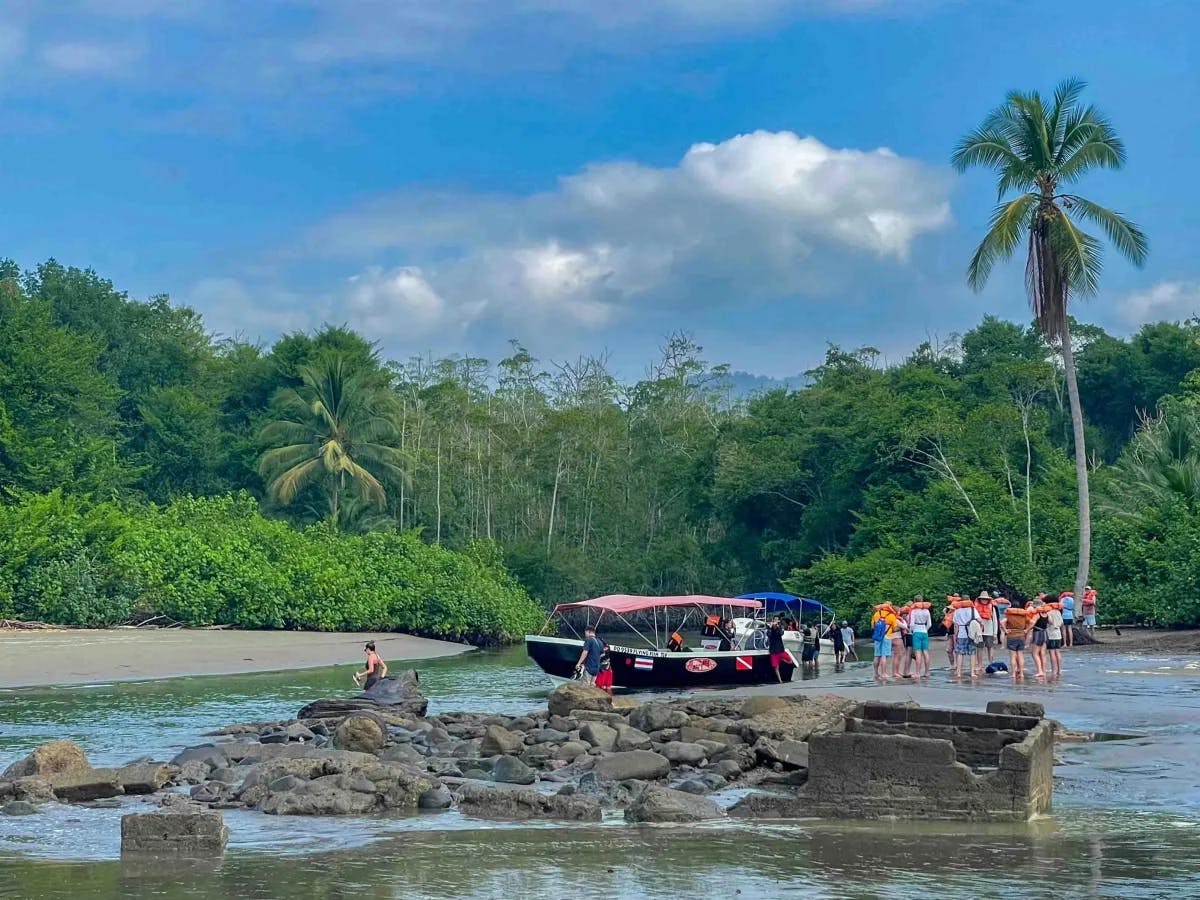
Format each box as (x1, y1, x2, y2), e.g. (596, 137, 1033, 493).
(732, 592, 838, 653)
(525, 594, 799, 688)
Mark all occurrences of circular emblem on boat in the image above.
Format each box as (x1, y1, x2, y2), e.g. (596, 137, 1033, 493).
(685, 657, 717, 674)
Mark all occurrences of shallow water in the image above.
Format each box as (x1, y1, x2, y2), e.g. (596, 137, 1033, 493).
(1, 643, 1199, 898)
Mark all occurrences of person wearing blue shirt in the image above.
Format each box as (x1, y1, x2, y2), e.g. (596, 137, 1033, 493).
(575, 627, 605, 684)
(1060, 592, 1076, 648)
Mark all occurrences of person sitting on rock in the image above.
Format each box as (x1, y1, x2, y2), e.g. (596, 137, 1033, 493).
(353, 641, 388, 690)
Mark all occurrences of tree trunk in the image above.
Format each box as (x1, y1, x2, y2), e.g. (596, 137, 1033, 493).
(1059, 322, 1091, 600)
(435, 434, 442, 545)
(1021, 407, 1033, 564)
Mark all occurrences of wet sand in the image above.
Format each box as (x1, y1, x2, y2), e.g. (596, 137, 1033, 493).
(0, 629, 473, 688)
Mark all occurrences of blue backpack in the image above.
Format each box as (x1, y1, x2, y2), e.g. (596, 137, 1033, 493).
(872, 618, 888, 642)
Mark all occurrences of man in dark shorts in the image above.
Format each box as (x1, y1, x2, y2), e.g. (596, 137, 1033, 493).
(768, 617, 786, 683)
(575, 627, 604, 685)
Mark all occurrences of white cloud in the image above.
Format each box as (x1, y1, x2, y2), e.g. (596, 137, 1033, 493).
(307, 130, 952, 339)
(341, 266, 464, 339)
(40, 40, 141, 75)
(185, 277, 311, 339)
(1120, 281, 1200, 327)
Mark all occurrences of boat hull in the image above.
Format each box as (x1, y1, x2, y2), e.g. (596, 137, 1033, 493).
(525, 635, 796, 687)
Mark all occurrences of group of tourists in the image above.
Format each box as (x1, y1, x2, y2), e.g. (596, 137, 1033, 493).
(871, 587, 1098, 682)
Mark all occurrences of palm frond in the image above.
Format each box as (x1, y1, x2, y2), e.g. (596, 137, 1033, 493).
(258, 442, 318, 476)
(1062, 196, 1148, 266)
(1051, 211, 1104, 297)
(267, 457, 324, 504)
(1048, 77, 1087, 152)
(966, 194, 1038, 292)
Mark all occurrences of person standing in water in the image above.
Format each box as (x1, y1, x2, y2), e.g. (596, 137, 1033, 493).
(575, 627, 605, 685)
(768, 617, 787, 683)
(908, 599, 932, 678)
(353, 641, 388, 689)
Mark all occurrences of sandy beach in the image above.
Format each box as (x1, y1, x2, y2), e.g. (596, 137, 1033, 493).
(0, 628, 474, 688)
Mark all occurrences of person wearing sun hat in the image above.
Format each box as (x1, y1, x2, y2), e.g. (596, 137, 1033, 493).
(974, 592, 997, 666)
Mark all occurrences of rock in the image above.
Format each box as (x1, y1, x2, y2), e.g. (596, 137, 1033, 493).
(510, 716, 538, 731)
(50, 768, 123, 802)
(740, 696, 855, 743)
(418, 786, 454, 810)
(592, 751, 670, 782)
(360, 762, 437, 809)
(190, 782, 234, 804)
(614, 725, 653, 752)
(208, 767, 238, 784)
(480, 725, 526, 756)
(628, 703, 689, 734)
(5, 777, 55, 804)
(2, 741, 91, 779)
(169, 745, 229, 772)
(752, 737, 809, 770)
(625, 784, 725, 823)
(3, 799, 39, 815)
(381, 745, 427, 768)
(986, 700, 1045, 719)
(176, 761, 212, 785)
(121, 805, 229, 856)
(552, 742, 589, 763)
(260, 776, 378, 816)
(547, 715, 575, 733)
(661, 742, 708, 766)
(334, 714, 386, 754)
(728, 792, 809, 818)
(579, 722, 619, 751)
(710, 759, 743, 780)
(426, 758, 464, 778)
(297, 670, 429, 721)
(673, 778, 710, 795)
(118, 764, 172, 795)
(455, 782, 601, 821)
(530, 728, 571, 744)
(547, 683, 612, 719)
(492, 756, 537, 786)
(679, 726, 743, 747)
(739, 696, 790, 718)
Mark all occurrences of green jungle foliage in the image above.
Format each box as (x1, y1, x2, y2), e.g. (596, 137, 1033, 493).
(3, 259, 1200, 634)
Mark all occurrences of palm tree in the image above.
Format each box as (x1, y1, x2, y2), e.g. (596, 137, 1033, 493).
(1102, 409, 1200, 519)
(952, 77, 1148, 601)
(258, 353, 404, 529)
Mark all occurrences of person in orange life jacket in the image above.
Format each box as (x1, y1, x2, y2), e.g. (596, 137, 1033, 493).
(973, 593, 998, 665)
(1059, 591, 1076, 647)
(907, 598, 933, 678)
(992, 591, 1012, 644)
(1027, 594, 1050, 680)
(871, 605, 898, 682)
(1003, 600, 1033, 679)
(1081, 586, 1098, 630)
(888, 605, 908, 679)
(1044, 603, 1065, 678)
(952, 597, 981, 679)
(942, 596, 959, 668)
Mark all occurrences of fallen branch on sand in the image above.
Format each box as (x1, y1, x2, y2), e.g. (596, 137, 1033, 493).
(0, 619, 63, 630)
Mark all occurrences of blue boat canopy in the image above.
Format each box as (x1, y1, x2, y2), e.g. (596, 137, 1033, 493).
(736, 592, 834, 617)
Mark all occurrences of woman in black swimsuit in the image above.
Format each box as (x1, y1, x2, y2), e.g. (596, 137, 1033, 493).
(353, 641, 388, 689)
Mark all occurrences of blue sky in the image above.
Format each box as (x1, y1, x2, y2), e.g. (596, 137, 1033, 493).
(2, 0, 1197, 377)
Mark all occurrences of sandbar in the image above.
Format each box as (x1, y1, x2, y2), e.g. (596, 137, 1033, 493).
(0, 628, 473, 688)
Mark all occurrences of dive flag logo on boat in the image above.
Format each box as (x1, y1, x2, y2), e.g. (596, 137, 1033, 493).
(685, 657, 717, 674)
(735, 656, 754, 671)
(634, 657, 654, 671)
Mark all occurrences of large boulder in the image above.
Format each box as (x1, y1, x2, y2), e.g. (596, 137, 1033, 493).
(660, 742, 708, 766)
(169, 745, 230, 772)
(728, 792, 809, 819)
(752, 737, 809, 770)
(614, 725, 652, 752)
(297, 670, 429, 721)
(592, 751, 670, 782)
(121, 804, 229, 856)
(260, 775, 379, 816)
(334, 714, 386, 754)
(492, 756, 537, 785)
(480, 725, 526, 756)
(628, 703, 689, 734)
(552, 742, 590, 763)
(118, 764, 172, 795)
(418, 785, 454, 810)
(625, 785, 725, 823)
(547, 682, 612, 719)
(3, 741, 91, 779)
(579, 722, 618, 751)
(50, 768, 123, 802)
(455, 782, 601, 821)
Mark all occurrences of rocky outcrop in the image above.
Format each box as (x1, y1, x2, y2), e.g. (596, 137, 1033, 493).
(480, 725, 525, 756)
(2, 741, 91, 779)
(118, 764, 173, 795)
(547, 682, 612, 718)
(492, 756, 537, 785)
(297, 670, 429, 720)
(121, 804, 229, 856)
(628, 703, 689, 734)
(592, 750, 670, 781)
(625, 785, 725, 823)
(455, 782, 601, 821)
(333, 714, 387, 754)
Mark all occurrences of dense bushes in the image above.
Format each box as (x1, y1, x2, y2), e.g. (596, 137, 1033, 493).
(0, 492, 543, 642)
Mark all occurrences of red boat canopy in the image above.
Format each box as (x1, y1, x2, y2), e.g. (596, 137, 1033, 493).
(553, 594, 762, 615)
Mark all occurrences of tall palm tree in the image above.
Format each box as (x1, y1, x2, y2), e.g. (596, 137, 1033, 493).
(258, 353, 404, 529)
(1102, 409, 1200, 519)
(953, 77, 1148, 601)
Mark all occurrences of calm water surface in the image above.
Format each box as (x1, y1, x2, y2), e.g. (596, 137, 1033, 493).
(1, 643, 1198, 898)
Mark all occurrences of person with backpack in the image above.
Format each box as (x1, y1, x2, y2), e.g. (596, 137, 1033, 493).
(908, 597, 932, 678)
(1004, 599, 1032, 679)
(974, 592, 998, 666)
(871, 605, 897, 681)
(952, 599, 981, 679)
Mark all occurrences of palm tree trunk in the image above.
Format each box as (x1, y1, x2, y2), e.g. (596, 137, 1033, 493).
(1059, 322, 1091, 600)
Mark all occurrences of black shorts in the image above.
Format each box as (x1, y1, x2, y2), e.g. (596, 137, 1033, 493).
(902, 634, 913, 648)
(1046, 639, 1063, 650)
